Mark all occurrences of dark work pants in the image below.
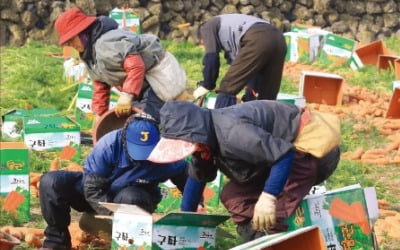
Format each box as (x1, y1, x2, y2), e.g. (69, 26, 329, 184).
(220, 151, 319, 235)
(39, 171, 159, 249)
(220, 23, 287, 101)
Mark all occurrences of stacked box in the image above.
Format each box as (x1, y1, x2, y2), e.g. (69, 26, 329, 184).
(75, 83, 120, 132)
(318, 34, 355, 65)
(285, 185, 377, 250)
(100, 203, 229, 250)
(0, 142, 30, 222)
(156, 171, 223, 212)
(22, 115, 80, 158)
(1, 109, 59, 140)
(109, 8, 141, 34)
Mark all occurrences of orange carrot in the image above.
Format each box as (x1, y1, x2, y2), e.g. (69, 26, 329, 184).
(60, 146, 77, 161)
(50, 158, 60, 171)
(1, 191, 25, 213)
(25, 233, 42, 248)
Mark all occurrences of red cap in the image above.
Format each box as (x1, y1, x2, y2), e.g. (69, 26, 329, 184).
(55, 8, 96, 45)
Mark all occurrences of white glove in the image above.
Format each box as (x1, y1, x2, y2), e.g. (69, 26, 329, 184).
(193, 86, 210, 99)
(252, 192, 277, 232)
(115, 92, 133, 117)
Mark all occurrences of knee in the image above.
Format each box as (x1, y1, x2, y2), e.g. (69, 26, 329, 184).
(114, 188, 154, 212)
(39, 172, 58, 192)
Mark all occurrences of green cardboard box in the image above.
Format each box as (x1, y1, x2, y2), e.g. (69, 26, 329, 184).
(318, 33, 356, 65)
(277, 93, 306, 108)
(100, 203, 229, 250)
(109, 7, 141, 34)
(1, 109, 59, 140)
(284, 32, 320, 63)
(0, 142, 30, 222)
(22, 115, 80, 153)
(156, 171, 223, 212)
(285, 184, 377, 250)
(75, 83, 120, 133)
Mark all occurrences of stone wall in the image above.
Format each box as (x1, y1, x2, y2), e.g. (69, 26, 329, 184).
(1, 0, 399, 46)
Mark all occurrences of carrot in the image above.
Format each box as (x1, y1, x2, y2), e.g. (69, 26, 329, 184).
(50, 158, 60, 171)
(60, 146, 77, 161)
(1, 191, 25, 213)
(203, 186, 215, 203)
(25, 233, 42, 248)
(385, 140, 400, 152)
(360, 158, 390, 165)
(30, 185, 39, 198)
(363, 149, 388, 155)
(350, 148, 364, 160)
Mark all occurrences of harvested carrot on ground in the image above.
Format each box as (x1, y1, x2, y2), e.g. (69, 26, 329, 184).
(50, 157, 60, 171)
(25, 233, 42, 248)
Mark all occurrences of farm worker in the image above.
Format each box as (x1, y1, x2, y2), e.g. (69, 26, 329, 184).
(39, 113, 203, 249)
(147, 100, 341, 242)
(192, 14, 287, 108)
(54, 7, 188, 122)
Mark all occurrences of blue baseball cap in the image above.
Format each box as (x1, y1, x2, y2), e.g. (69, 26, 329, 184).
(125, 119, 160, 160)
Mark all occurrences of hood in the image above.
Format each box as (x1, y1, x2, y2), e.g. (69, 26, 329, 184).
(159, 101, 218, 151)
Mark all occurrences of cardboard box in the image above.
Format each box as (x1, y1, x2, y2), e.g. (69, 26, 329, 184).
(1, 109, 58, 139)
(0, 142, 30, 222)
(75, 83, 119, 133)
(109, 8, 141, 33)
(386, 88, 400, 119)
(378, 55, 400, 71)
(318, 34, 355, 65)
(285, 184, 377, 250)
(349, 52, 364, 70)
(99, 203, 230, 250)
(277, 93, 306, 108)
(393, 80, 400, 91)
(156, 171, 223, 212)
(230, 226, 326, 250)
(63, 58, 89, 84)
(22, 115, 80, 152)
(355, 40, 392, 66)
(299, 71, 344, 106)
(284, 31, 321, 63)
(395, 58, 400, 80)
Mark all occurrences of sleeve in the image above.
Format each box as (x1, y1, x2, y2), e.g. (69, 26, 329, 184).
(199, 53, 220, 90)
(122, 54, 145, 98)
(199, 17, 221, 90)
(263, 150, 295, 196)
(92, 81, 111, 116)
(180, 176, 206, 212)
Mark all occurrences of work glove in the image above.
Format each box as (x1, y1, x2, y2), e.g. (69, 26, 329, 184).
(252, 192, 277, 232)
(83, 174, 112, 215)
(193, 85, 210, 100)
(115, 92, 133, 117)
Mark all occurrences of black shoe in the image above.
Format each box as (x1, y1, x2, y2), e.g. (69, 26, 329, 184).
(236, 222, 266, 243)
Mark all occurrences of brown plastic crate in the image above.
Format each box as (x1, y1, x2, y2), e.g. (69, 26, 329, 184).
(378, 55, 400, 71)
(386, 88, 400, 119)
(355, 40, 391, 66)
(300, 72, 343, 106)
(395, 58, 400, 80)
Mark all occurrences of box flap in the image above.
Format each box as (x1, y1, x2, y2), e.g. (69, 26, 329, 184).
(99, 202, 150, 216)
(230, 225, 325, 250)
(154, 211, 230, 227)
(301, 70, 343, 79)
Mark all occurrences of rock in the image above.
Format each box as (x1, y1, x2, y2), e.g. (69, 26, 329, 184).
(94, 0, 112, 15)
(263, 0, 273, 8)
(228, 0, 240, 5)
(199, 0, 210, 8)
(239, 5, 254, 15)
(1, 9, 21, 23)
(382, 0, 397, 13)
(383, 13, 399, 28)
(0, 20, 8, 45)
(21, 10, 39, 29)
(366, 2, 382, 14)
(280, 1, 293, 13)
(250, 0, 261, 6)
(148, 3, 161, 16)
(313, 0, 331, 12)
(9, 23, 25, 46)
(356, 30, 376, 44)
(314, 14, 326, 27)
(293, 5, 312, 21)
(330, 20, 349, 33)
(141, 15, 158, 30)
(297, 0, 313, 8)
(239, 0, 250, 5)
(221, 4, 238, 14)
(75, 0, 96, 15)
